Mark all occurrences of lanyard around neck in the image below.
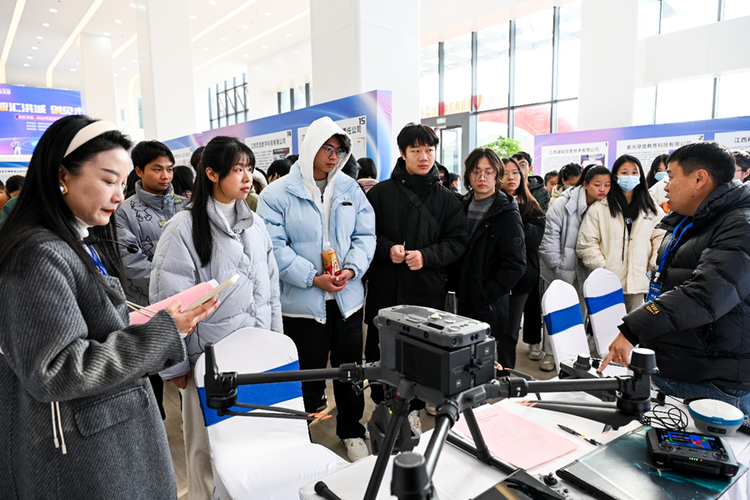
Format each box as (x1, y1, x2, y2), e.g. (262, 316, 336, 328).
(87, 245, 108, 276)
(655, 216, 693, 278)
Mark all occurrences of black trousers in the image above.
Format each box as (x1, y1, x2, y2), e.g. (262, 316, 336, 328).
(283, 301, 366, 440)
(506, 292, 530, 369)
(522, 281, 543, 345)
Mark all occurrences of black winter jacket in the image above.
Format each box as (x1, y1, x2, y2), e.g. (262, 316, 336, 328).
(513, 206, 546, 294)
(365, 159, 468, 322)
(529, 175, 550, 212)
(621, 181, 750, 391)
(452, 192, 526, 320)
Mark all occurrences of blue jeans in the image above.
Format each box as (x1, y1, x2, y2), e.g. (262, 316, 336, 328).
(652, 375, 750, 417)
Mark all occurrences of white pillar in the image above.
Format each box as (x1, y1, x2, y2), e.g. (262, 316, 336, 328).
(577, 0, 659, 130)
(76, 34, 117, 123)
(310, 0, 420, 155)
(135, 0, 197, 141)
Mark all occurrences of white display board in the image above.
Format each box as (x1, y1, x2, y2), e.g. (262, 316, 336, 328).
(541, 141, 608, 173)
(715, 130, 750, 151)
(615, 134, 704, 168)
(245, 129, 293, 172)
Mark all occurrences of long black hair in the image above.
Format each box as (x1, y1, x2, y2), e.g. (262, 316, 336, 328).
(0, 115, 131, 295)
(501, 156, 543, 221)
(172, 165, 195, 197)
(646, 153, 669, 188)
(190, 136, 253, 267)
(607, 154, 657, 218)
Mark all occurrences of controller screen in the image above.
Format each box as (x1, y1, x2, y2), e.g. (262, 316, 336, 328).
(658, 429, 722, 450)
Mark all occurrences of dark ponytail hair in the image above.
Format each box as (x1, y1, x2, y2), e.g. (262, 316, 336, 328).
(556, 162, 583, 188)
(576, 164, 612, 187)
(190, 136, 253, 267)
(0, 115, 131, 295)
(607, 154, 657, 218)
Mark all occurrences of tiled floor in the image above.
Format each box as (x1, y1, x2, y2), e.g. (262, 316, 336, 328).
(165, 341, 557, 499)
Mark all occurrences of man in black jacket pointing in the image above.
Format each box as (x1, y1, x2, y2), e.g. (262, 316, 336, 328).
(600, 141, 750, 416)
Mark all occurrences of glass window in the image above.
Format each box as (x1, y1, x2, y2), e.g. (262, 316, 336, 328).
(717, 71, 750, 119)
(557, 1, 581, 100)
(420, 44, 440, 118)
(723, 0, 750, 21)
(513, 104, 551, 153)
(476, 26, 510, 111)
(660, 0, 719, 34)
(556, 100, 578, 133)
(514, 9, 553, 106)
(477, 109, 509, 147)
(278, 90, 291, 114)
(293, 84, 306, 110)
(439, 127, 463, 174)
(443, 34, 473, 115)
(655, 76, 714, 124)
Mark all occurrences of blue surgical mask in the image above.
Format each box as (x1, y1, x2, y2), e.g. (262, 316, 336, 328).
(617, 175, 640, 192)
(654, 171, 668, 182)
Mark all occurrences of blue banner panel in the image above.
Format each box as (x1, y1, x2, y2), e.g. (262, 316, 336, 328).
(0, 84, 82, 155)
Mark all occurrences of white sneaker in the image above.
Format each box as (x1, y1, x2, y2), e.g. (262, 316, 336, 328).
(342, 437, 369, 462)
(425, 404, 437, 416)
(408, 410, 423, 435)
(539, 355, 556, 372)
(528, 343, 544, 361)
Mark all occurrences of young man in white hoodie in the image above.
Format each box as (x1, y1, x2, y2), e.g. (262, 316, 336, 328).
(258, 117, 376, 462)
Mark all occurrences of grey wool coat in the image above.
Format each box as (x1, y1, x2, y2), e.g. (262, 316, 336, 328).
(0, 229, 187, 499)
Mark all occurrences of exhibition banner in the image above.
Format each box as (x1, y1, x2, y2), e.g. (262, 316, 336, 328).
(164, 90, 393, 180)
(534, 116, 750, 175)
(0, 84, 82, 155)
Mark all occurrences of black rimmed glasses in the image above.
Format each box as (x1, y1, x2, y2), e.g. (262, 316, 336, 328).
(320, 144, 347, 158)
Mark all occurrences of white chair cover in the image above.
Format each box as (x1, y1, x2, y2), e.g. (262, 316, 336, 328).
(194, 327, 348, 500)
(583, 268, 628, 357)
(542, 279, 590, 373)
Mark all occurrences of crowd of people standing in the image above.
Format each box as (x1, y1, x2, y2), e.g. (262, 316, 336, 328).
(1, 115, 749, 499)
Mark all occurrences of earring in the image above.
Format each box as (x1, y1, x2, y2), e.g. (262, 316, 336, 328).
(60, 182, 68, 195)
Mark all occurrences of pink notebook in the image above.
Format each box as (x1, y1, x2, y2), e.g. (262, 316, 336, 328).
(129, 281, 217, 325)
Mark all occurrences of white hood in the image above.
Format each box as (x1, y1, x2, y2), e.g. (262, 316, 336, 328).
(298, 116, 351, 242)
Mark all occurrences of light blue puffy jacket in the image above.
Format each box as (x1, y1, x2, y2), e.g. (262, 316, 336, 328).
(257, 117, 376, 323)
(150, 197, 282, 379)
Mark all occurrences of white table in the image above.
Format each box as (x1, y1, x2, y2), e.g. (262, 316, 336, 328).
(300, 391, 750, 500)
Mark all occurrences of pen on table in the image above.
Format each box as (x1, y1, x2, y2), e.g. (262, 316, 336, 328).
(558, 424, 603, 446)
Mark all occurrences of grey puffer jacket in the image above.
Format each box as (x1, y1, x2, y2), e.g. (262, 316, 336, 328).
(539, 185, 591, 287)
(0, 229, 186, 499)
(115, 180, 188, 305)
(151, 197, 282, 380)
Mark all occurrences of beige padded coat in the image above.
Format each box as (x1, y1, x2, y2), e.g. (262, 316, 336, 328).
(576, 198, 666, 294)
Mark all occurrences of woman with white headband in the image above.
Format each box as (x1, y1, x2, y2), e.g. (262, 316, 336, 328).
(0, 115, 219, 498)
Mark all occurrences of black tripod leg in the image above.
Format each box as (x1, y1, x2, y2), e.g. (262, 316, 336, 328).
(462, 407, 492, 464)
(423, 410, 455, 478)
(363, 397, 410, 500)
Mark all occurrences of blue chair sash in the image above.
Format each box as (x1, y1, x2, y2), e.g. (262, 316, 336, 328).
(197, 360, 302, 426)
(544, 303, 583, 336)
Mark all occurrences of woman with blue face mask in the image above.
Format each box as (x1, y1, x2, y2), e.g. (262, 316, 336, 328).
(576, 155, 667, 312)
(647, 154, 670, 213)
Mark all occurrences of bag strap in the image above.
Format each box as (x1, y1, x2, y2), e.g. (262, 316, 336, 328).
(396, 181, 442, 236)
